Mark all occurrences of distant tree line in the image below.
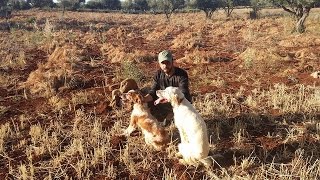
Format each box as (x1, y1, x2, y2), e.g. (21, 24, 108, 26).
(2, 0, 319, 14)
(1, 0, 319, 33)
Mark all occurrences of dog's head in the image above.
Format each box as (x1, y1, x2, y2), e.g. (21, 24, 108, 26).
(155, 87, 184, 106)
(121, 89, 144, 105)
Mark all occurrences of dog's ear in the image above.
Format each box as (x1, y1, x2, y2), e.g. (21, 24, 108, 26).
(172, 94, 179, 105)
(136, 94, 143, 104)
(126, 92, 134, 102)
(173, 94, 183, 105)
(131, 93, 142, 104)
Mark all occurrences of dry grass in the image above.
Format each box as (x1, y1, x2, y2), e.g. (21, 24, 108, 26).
(0, 8, 319, 179)
(1, 85, 319, 178)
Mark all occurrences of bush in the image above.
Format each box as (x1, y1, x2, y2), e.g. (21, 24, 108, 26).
(26, 17, 36, 24)
(10, 0, 31, 10)
(121, 60, 145, 83)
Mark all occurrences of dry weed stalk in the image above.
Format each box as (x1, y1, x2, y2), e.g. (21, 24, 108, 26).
(260, 149, 320, 179)
(0, 123, 12, 153)
(0, 74, 11, 87)
(43, 18, 54, 38)
(18, 164, 29, 180)
(71, 91, 90, 108)
(0, 51, 26, 70)
(240, 155, 256, 171)
(29, 125, 42, 146)
(211, 122, 221, 142)
(171, 31, 203, 50)
(48, 95, 69, 112)
(162, 167, 178, 179)
(22, 45, 80, 96)
(100, 43, 129, 63)
(267, 84, 319, 113)
(232, 121, 249, 146)
(194, 93, 233, 118)
(120, 144, 137, 175)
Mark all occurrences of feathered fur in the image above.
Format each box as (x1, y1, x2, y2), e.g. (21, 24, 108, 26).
(122, 90, 169, 150)
(156, 87, 212, 167)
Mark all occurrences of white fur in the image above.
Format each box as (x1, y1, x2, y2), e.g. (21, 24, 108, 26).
(156, 87, 212, 167)
(311, 71, 320, 79)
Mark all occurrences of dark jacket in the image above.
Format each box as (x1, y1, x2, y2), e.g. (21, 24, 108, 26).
(149, 67, 192, 102)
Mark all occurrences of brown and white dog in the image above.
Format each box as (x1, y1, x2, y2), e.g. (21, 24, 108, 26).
(155, 87, 212, 167)
(122, 90, 169, 150)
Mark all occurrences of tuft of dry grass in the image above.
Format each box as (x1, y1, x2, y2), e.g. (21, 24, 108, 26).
(0, 123, 12, 153)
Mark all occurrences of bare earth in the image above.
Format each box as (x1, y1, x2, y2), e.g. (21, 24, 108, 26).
(0, 9, 319, 179)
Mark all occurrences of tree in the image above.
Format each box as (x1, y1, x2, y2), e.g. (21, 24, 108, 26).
(157, 0, 185, 20)
(220, 0, 247, 17)
(8, 0, 31, 10)
(10, 0, 22, 9)
(132, 0, 149, 11)
(191, 0, 220, 19)
(122, 0, 133, 10)
(147, 0, 159, 13)
(221, 0, 235, 17)
(271, 0, 320, 33)
(30, 0, 54, 8)
(101, 0, 121, 10)
(0, 0, 9, 7)
(249, 0, 265, 19)
(57, 0, 79, 14)
(0, 0, 11, 31)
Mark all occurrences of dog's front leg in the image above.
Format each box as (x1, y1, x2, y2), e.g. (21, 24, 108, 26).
(123, 125, 135, 136)
(123, 116, 138, 136)
(178, 127, 188, 144)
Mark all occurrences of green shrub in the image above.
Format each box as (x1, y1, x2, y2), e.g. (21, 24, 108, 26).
(26, 17, 36, 24)
(121, 60, 145, 83)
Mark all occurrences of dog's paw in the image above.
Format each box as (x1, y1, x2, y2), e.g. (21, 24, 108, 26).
(178, 158, 187, 165)
(121, 129, 130, 136)
(200, 157, 213, 168)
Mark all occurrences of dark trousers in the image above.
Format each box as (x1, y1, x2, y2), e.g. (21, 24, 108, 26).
(148, 102, 173, 122)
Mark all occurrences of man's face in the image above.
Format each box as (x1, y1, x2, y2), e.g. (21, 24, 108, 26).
(159, 60, 173, 74)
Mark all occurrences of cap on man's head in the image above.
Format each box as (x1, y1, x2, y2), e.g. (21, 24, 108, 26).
(158, 50, 173, 63)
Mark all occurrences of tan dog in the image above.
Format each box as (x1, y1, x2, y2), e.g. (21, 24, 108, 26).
(122, 90, 169, 150)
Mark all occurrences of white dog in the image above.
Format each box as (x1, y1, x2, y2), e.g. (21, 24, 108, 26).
(155, 87, 212, 167)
